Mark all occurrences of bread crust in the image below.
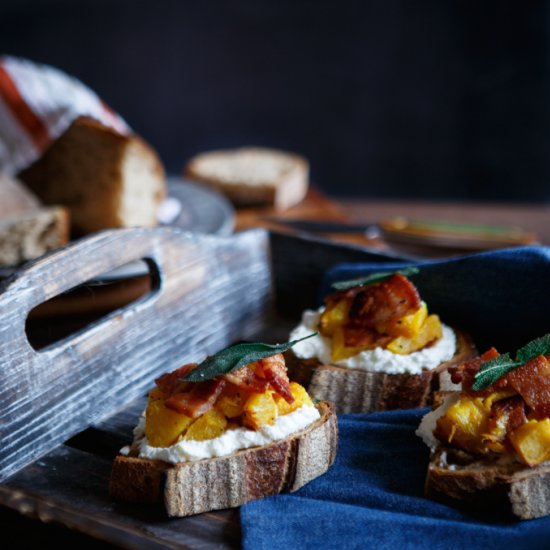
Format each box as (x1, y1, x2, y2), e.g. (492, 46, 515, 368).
(425, 447, 550, 519)
(285, 329, 477, 413)
(184, 146, 309, 210)
(109, 401, 337, 517)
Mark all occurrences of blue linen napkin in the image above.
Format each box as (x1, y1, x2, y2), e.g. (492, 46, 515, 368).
(241, 410, 550, 550)
(240, 245, 550, 550)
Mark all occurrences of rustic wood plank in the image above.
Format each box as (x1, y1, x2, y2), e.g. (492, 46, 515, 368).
(0, 443, 241, 549)
(0, 227, 272, 482)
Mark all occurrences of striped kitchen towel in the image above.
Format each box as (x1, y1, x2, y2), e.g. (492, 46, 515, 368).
(0, 55, 129, 176)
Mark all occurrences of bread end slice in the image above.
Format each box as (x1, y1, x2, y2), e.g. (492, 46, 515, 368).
(285, 329, 477, 414)
(184, 146, 309, 210)
(0, 205, 70, 266)
(425, 447, 550, 519)
(109, 401, 337, 517)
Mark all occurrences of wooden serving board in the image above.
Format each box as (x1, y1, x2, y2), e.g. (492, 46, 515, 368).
(0, 229, 403, 548)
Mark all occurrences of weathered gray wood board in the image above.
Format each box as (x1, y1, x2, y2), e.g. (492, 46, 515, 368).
(0, 227, 273, 482)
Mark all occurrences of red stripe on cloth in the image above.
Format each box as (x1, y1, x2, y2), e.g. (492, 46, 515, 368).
(0, 65, 51, 150)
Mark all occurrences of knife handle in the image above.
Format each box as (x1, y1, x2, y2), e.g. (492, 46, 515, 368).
(379, 217, 539, 249)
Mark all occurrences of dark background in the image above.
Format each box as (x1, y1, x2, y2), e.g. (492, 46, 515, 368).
(1, 0, 548, 201)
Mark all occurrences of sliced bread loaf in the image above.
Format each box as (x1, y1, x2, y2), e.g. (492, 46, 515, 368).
(184, 146, 309, 210)
(18, 116, 166, 235)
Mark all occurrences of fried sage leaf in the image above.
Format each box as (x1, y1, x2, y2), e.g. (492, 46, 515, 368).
(331, 266, 419, 290)
(182, 333, 317, 382)
(472, 334, 550, 391)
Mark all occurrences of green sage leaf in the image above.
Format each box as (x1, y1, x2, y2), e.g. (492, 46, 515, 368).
(182, 333, 318, 382)
(472, 333, 550, 391)
(516, 334, 550, 364)
(331, 266, 419, 290)
(471, 353, 520, 391)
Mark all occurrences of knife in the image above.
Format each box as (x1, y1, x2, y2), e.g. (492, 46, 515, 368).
(263, 216, 540, 250)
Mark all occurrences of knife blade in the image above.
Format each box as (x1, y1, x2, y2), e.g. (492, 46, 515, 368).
(263, 216, 540, 250)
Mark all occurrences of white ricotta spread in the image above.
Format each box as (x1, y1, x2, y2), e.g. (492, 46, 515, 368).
(415, 392, 459, 450)
(289, 309, 457, 375)
(120, 404, 320, 464)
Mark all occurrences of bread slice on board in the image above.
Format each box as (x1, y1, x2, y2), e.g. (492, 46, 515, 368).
(0, 205, 69, 267)
(109, 401, 337, 517)
(284, 329, 477, 414)
(425, 447, 550, 520)
(18, 116, 166, 236)
(184, 146, 309, 210)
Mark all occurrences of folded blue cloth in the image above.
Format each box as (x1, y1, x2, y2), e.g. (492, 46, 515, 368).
(240, 245, 550, 550)
(320, 245, 550, 352)
(241, 410, 550, 550)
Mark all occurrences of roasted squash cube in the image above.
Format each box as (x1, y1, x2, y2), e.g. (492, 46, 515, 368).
(386, 313, 443, 355)
(509, 419, 550, 466)
(145, 393, 194, 448)
(182, 408, 228, 441)
(242, 389, 278, 430)
(215, 385, 248, 418)
(319, 299, 350, 337)
(435, 396, 489, 454)
(274, 382, 314, 416)
(331, 326, 370, 361)
(380, 302, 428, 338)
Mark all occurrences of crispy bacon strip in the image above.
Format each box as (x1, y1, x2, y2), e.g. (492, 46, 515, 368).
(347, 274, 421, 328)
(487, 396, 527, 436)
(154, 363, 197, 394)
(224, 363, 270, 394)
(503, 355, 550, 419)
(342, 325, 391, 348)
(165, 378, 226, 418)
(449, 347, 500, 393)
(259, 353, 294, 404)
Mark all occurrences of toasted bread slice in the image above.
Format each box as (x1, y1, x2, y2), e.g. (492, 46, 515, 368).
(425, 447, 550, 519)
(184, 146, 309, 210)
(109, 401, 337, 517)
(284, 329, 476, 414)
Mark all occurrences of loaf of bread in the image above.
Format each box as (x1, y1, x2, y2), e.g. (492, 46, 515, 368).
(184, 146, 309, 210)
(0, 205, 70, 266)
(18, 116, 166, 236)
(285, 269, 478, 413)
(417, 336, 550, 519)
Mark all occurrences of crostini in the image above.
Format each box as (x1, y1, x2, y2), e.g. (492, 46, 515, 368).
(416, 334, 550, 519)
(285, 268, 476, 413)
(109, 337, 337, 517)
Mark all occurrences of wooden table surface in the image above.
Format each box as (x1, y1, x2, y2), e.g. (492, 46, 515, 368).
(2, 188, 548, 549)
(236, 188, 549, 258)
